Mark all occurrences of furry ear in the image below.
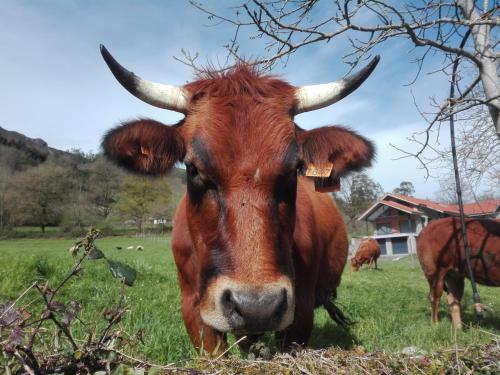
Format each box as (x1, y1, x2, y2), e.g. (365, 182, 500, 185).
(296, 126, 374, 190)
(102, 119, 185, 175)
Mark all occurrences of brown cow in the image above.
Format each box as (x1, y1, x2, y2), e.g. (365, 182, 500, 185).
(351, 238, 381, 271)
(99, 45, 378, 353)
(417, 217, 500, 329)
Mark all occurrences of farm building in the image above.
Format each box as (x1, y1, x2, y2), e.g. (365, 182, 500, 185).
(355, 193, 500, 255)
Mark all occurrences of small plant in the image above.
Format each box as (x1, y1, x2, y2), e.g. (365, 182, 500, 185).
(0, 228, 165, 374)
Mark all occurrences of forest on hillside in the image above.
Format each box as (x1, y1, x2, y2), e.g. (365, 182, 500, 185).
(0, 126, 186, 235)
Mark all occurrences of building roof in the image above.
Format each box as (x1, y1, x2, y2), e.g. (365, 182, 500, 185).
(380, 200, 423, 215)
(358, 193, 500, 221)
(460, 200, 500, 216)
(387, 193, 456, 213)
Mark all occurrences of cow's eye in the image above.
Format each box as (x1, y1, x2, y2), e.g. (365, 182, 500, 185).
(185, 162, 217, 201)
(296, 160, 305, 175)
(186, 162, 198, 179)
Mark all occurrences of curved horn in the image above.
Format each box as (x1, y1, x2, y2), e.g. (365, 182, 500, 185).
(100, 45, 188, 113)
(294, 55, 380, 114)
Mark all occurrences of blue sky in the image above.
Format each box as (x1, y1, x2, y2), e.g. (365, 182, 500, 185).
(0, 0, 452, 198)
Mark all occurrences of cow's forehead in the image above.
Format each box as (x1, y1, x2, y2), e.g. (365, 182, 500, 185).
(184, 96, 298, 177)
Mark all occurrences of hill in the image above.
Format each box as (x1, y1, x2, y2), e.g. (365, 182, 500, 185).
(0, 125, 186, 197)
(0, 126, 85, 171)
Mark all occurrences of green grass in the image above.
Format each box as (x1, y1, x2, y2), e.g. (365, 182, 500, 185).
(0, 236, 195, 364)
(12, 226, 60, 233)
(1, 237, 499, 365)
(312, 258, 500, 352)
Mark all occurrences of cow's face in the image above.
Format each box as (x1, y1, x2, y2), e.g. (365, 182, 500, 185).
(182, 93, 299, 333)
(100, 46, 378, 334)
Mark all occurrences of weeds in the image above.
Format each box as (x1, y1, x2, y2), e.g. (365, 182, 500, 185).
(0, 228, 173, 374)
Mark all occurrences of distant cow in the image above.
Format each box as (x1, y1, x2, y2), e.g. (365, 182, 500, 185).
(100, 45, 379, 353)
(417, 217, 500, 329)
(351, 238, 381, 271)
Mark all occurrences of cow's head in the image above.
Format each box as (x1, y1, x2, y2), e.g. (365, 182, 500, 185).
(100, 45, 377, 334)
(351, 257, 362, 272)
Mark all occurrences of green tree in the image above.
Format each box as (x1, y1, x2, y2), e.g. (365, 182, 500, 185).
(8, 163, 73, 232)
(334, 172, 384, 224)
(113, 176, 172, 233)
(58, 155, 124, 233)
(87, 156, 124, 219)
(61, 161, 92, 233)
(393, 181, 415, 196)
(0, 166, 12, 230)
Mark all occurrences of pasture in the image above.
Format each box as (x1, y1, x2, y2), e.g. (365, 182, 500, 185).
(0, 235, 499, 366)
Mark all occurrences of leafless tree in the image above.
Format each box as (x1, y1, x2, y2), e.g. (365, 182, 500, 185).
(187, 0, 499, 144)
(432, 103, 500, 198)
(434, 173, 474, 203)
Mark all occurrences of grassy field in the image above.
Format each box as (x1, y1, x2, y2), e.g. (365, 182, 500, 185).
(0, 235, 499, 366)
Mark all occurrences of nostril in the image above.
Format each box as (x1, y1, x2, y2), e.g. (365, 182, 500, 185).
(281, 288, 287, 300)
(271, 289, 288, 323)
(273, 309, 282, 322)
(222, 289, 245, 328)
(222, 289, 242, 317)
(279, 288, 288, 307)
(222, 289, 232, 304)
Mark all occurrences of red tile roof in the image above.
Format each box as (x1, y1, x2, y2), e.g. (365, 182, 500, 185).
(358, 193, 499, 221)
(388, 193, 453, 213)
(460, 200, 500, 215)
(387, 194, 500, 215)
(381, 200, 422, 215)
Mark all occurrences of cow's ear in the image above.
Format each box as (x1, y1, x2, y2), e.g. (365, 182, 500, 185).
(296, 125, 374, 184)
(102, 119, 185, 175)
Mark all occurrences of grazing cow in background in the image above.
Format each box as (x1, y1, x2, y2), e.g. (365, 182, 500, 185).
(417, 217, 500, 329)
(99, 45, 378, 353)
(351, 238, 381, 271)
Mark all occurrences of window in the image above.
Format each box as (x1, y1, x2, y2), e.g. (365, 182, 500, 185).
(399, 220, 415, 233)
(376, 223, 391, 235)
(392, 237, 409, 254)
(377, 239, 387, 255)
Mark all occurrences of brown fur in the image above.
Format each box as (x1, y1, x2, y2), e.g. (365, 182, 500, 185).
(351, 238, 381, 272)
(102, 119, 185, 174)
(172, 177, 348, 350)
(103, 64, 374, 353)
(416, 217, 500, 329)
(296, 125, 374, 179)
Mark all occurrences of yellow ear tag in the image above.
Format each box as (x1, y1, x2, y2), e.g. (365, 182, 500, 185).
(140, 146, 150, 156)
(305, 163, 333, 178)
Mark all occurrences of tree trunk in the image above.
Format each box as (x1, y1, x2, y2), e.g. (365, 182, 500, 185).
(458, 0, 500, 136)
(0, 198, 4, 230)
(137, 217, 144, 234)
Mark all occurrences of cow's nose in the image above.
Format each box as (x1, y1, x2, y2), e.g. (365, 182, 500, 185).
(221, 288, 288, 333)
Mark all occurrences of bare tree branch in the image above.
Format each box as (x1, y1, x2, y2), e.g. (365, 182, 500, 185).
(187, 0, 499, 136)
